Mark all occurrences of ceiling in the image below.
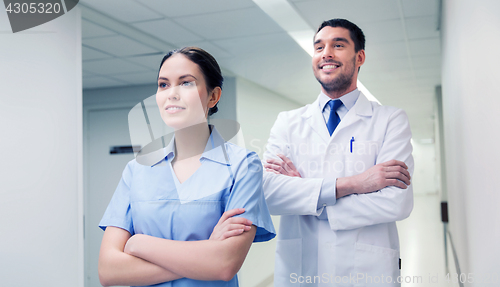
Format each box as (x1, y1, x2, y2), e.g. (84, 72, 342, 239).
(81, 0, 441, 141)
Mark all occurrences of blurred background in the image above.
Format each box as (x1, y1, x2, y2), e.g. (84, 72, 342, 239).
(1, 0, 499, 286)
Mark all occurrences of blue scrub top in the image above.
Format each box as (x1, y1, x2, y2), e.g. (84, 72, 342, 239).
(99, 126, 276, 287)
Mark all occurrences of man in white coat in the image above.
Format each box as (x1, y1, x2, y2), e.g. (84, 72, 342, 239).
(263, 19, 414, 286)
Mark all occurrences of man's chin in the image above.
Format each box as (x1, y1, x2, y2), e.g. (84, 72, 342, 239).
(320, 80, 353, 93)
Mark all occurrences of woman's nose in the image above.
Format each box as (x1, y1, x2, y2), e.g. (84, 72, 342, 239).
(167, 85, 180, 100)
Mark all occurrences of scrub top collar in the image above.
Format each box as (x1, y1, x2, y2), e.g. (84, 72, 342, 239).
(318, 88, 360, 112)
(151, 125, 231, 168)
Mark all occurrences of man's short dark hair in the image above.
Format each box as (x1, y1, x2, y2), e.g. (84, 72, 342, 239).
(316, 19, 365, 52)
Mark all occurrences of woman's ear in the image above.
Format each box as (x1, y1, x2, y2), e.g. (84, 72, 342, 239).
(208, 87, 221, 109)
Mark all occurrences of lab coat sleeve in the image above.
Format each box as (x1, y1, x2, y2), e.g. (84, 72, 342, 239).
(326, 108, 414, 231)
(262, 112, 324, 216)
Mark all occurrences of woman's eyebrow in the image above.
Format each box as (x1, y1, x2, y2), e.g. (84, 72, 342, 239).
(157, 75, 197, 81)
(179, 74, 197, 80)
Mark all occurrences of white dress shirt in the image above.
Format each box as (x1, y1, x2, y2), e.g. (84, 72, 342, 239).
(317, 89, 360, 216)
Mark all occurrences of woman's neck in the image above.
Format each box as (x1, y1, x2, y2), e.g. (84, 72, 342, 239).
(173, 122, 211, 161)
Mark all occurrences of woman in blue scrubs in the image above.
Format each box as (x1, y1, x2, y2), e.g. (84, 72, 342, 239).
(98, 47, 276, 287)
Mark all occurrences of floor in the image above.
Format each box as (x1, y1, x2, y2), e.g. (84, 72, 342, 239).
(397, 193, 449, 287)
(250, 193, 452, 287)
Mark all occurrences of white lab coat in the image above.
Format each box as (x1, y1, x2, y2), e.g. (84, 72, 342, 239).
(263, 92, 414, 286)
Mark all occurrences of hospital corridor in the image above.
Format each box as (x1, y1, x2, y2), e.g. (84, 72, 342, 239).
(1, 0, 499, 286)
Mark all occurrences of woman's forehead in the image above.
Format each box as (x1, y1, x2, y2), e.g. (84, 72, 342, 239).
(159, 54, 202, 79)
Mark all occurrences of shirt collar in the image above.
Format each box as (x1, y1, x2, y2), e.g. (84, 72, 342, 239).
(151, 125, 230, 167)
(318, 88, 360, 112)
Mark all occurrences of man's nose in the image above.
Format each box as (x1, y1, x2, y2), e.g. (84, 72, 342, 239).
(322, 45, 335, 59)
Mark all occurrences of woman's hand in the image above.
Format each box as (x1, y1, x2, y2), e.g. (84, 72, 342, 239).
(209, 208, 253, 241)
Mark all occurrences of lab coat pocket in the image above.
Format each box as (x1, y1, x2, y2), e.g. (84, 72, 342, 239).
(353, 242, 400, 286)
(275, 238, 302, 286)
(344, 141, 379, 177)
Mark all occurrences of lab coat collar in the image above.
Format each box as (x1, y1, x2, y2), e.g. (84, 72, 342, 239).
(301, 90, 374, 143)
(303, 90, 373, 119)
(150, 125, 230, 167)
(302, 97, 330, 143)
(318, 89, 360, 112)
(354, 91, 374, 117)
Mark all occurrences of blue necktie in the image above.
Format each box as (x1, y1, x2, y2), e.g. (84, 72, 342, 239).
(327, 99, 343, 136)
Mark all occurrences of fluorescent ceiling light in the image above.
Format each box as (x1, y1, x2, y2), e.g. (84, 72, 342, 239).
(253, 0, 314, 56)
(288, 30, 315, 57)
(253, 0, 380, 103)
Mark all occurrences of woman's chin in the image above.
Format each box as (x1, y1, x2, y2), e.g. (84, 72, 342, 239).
(162, 118, 208, 131)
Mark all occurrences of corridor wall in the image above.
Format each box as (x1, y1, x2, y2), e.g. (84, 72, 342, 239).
(441, 0, 500, 282)
(0, 8, 83, 287)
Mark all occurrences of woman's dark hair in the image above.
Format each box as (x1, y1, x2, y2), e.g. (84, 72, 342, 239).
(157, 46, 223, 116)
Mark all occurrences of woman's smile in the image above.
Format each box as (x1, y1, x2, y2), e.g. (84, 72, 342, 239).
(165, 105, 186, 114)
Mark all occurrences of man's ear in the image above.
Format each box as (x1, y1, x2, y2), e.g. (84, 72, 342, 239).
(208, 87, 221, 109)
(356, 49, 366, 68)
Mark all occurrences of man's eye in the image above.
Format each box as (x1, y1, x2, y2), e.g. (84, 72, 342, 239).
(335, 44, 343, 48)
(316, 46, 323, 51)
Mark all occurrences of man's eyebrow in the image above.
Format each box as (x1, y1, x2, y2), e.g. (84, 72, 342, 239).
(332, 37, 349, 43)
(314, 37, 350, 46)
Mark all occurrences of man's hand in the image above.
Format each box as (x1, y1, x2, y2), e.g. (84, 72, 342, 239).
(264, 154, 410, 199)
(264, 154, 301, 177)
(336, 159, 411, 198)
(209, 208, 253, 241)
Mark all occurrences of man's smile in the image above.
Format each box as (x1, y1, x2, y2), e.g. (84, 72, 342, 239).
(319, 61, 341, 72)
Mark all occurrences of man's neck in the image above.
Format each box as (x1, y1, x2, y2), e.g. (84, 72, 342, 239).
(322, 86, 357, 100)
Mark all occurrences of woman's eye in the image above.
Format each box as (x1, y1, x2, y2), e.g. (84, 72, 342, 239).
(181, 81, 194, 87)
(158, 83, 167, 88)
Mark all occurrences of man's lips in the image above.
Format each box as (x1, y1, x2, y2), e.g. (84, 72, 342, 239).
(320, 62, 341, 71)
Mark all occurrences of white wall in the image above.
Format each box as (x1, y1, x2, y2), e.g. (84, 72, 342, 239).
(441, 0, 500, 283)
(236, 77, 301, 287)
(0, 8, 83, 287)
(411, 141, 438, 195)
(236, 77, 302, 158)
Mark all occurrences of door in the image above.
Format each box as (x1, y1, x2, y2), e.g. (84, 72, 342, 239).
(85, 107, 134, 287)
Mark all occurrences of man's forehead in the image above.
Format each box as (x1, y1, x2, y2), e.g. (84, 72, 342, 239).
(314, 26, 352, 43)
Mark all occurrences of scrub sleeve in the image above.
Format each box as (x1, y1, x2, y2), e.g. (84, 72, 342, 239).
(99, 152, 276, 241)
(225, 153, 276, 242)
(99, 160, 134, 234)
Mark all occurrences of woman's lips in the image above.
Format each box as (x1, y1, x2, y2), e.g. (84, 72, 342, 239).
(165, 106, 186, 114)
